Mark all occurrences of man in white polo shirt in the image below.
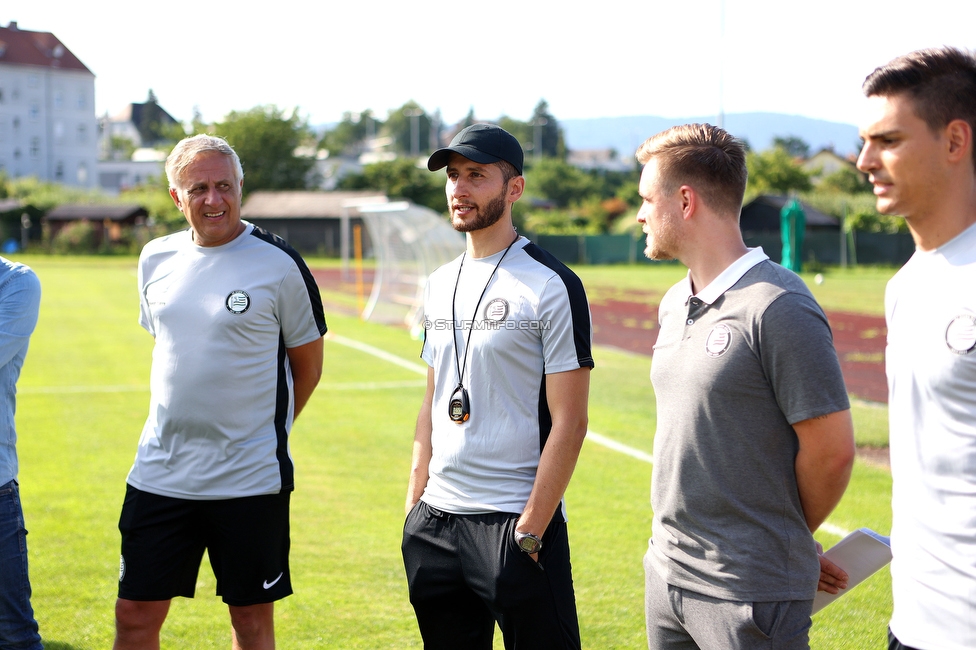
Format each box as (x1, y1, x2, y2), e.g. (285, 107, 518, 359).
(858, 46, 976, 650)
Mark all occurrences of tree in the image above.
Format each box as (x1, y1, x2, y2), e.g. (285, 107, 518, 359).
(108, 135, 137, 161)
(746, 147, 813, 195)
(338, 158, 445, 213)
(120, 175, 185, 230)
(523, 158, 600, 208)
(818, 166, 873, 194)
(384, 101, 432, 157)
(320, 110, 383, 156)
(211, 105, 318, 194)
(772, 135, 810, 159)
(498, 100, 566, 160)
(137, 90, 183, 146)
(528, 99, 565, 159)
(497, 116, 530, 149)
(459, 108, 477, 130)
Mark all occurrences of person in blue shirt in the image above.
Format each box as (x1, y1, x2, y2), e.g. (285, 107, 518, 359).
(0, 257, 42, 650)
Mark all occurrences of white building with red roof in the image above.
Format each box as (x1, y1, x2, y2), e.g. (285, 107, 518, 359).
(0, 21, 97, 187)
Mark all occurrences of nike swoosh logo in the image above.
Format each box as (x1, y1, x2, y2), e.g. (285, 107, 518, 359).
(263, 572, 283, 589)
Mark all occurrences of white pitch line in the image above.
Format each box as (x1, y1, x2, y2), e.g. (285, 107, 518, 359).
(818, 522, 850, 538)
(319, 380, 427, 391)
(19, 385, 148, 394)
(328, 334, 427, 376)
(20, 380, 429, 394)
(585, 430, 656, 464)
(328, 334, 659, 464)
(18, 335, 427, 396)
(325, 333, 852, 538)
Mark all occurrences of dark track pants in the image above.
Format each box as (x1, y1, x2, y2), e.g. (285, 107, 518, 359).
(401, 501, 581, 650)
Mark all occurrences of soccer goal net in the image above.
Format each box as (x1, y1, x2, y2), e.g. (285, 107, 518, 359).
(358, 202, 464, 335)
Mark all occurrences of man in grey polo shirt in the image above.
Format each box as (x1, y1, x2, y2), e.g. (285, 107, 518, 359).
(636, 123, 855, 649)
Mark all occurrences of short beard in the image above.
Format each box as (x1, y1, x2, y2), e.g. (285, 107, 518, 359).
(644, 244, 675, 261)
(451, 186, 507, 233)
(643, 212, 679, 261)
(645, 234, 676, 261)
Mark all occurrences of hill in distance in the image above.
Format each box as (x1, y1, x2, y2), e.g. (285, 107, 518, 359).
(561, 112, 861, 160)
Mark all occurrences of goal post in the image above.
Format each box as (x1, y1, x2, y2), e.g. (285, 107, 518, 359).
(357, 201, 464, 335)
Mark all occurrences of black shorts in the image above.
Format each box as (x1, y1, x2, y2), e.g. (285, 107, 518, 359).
(888, 628, 922, 650)
(118, 484, 292, 606)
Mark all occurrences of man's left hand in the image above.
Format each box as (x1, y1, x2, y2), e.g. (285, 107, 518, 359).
(816, 541, 849, 594)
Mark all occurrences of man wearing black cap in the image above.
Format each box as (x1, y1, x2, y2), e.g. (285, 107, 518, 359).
(401, 123, 594, 649)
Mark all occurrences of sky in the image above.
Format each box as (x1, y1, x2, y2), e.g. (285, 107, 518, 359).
(4, 0, 976, 131)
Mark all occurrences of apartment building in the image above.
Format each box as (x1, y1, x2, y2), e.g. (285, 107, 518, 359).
(0, 21, 97, 187)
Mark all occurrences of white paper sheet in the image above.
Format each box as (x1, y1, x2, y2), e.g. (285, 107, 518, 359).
(812, 528, 892, 614)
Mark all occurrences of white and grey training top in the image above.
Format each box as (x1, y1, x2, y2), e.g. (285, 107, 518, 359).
(419, 237, 594, 516)
(126, 222, 327, 500)
(886, 221, 976, 650)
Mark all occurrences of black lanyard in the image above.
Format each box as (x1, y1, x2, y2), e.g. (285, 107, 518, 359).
(447, 234, 519, 423)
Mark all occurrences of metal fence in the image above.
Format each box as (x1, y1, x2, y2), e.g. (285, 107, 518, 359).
(532, 232, 915, 267)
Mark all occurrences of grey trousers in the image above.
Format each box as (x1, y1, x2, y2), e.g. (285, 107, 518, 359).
(644, 549, 813, 650)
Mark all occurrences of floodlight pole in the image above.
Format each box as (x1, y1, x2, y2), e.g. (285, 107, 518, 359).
(533, 117, 548, 161)
(403, 108, 423, 157)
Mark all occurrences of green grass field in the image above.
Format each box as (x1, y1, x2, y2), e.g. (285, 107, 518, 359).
(572, 263, 894, 317)
(12, 257, 894, 648)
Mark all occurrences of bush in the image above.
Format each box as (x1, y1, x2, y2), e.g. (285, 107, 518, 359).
(50, 220, 97, 254)
(799, 192, 908, 234)
(338, 159, 445, 213)
(523, 208, 599, 235)
(845, 208, 907, 234)
(818, 166, 873, 194)
(47, 221, 166, 255)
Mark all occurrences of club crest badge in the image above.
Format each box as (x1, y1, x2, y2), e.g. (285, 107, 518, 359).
(945, 314, 976, 354)
(705, 323, 732, 358)
(484, 298, 509, 321)
(225, 290, 250, 314)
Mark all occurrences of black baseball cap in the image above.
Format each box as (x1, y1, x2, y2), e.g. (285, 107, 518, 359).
(427, 123, 524, 176)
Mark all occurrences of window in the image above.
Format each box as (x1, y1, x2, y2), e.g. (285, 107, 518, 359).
(77, 123, 86, 143)
(29, 137, 40, 158)
(54, 91, 64, 109)
(29, 103, 40, 120)
(77, 162, 88, 184)
(77, 92, 86, 110)
(55, 162, 64, 181)
(27, 74, 38, 88)
(54, 121, 64, 144)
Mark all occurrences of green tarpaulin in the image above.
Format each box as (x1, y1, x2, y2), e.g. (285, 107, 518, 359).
(780, 197, 806, 272)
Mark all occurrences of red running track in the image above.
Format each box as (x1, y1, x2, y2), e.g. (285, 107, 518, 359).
(312, 269, 888, 404)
